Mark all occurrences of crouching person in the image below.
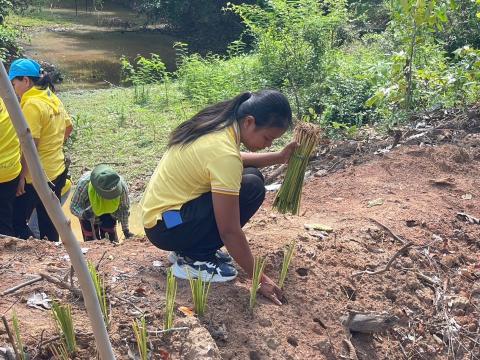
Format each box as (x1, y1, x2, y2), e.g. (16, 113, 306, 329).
(70, 164, 132, 242)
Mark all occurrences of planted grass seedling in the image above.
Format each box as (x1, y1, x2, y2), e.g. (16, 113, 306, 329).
(87, 261, 109, 327)
(51, 301, 77, 355)
(249, 256, 266, 311)
(132, 316, 149, 360)
(187, 270, 212, 317)
(49, 342, 69, 360)
(273, 122, 321, 214)
(278, 240, 296, 289)
(12, 311, 26, 360)
(164, 268, 177, 330)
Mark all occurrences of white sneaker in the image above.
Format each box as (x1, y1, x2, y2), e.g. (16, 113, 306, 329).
(171, 257, 237, 282)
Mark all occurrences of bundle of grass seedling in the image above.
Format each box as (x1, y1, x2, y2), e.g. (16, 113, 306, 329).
(51, 301, 77, 356)
(87, 261, 109, 327)
(12, 311, 26, 360)
(249, 256, 266, 311)
(273, 122, 321, 214)
(187, 270, 211, 317)
(132, 316, 149, 360)
(164, 268, 177, 330)
(278, 240, 296, 289)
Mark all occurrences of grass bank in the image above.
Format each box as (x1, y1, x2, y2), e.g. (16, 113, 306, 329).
(62, 83, 196, 199)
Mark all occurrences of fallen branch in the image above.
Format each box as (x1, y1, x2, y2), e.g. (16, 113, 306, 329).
(1, 275, 43, 296)
(112, 294, 143, 315)
(340, 311, 399, 333)
(352, 242, 413, 278)
(368, 218, 408, 245)
(147, 327, 189, 335)
(1, 315, 20, 360)
(39, 273, 83, 298)
(265, 164, 286, 185)
(342, 338, 359, 360)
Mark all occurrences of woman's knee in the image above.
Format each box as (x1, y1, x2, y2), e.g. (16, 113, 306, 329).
(242, 167, 264, 183)
(241, 173, 266, 201)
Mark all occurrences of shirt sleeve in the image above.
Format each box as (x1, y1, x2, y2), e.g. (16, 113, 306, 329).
(113, 179, 130, 231)
(70, 176, 90, 218)
(207, 154, 243, 195)
(22, 102, 43, 139)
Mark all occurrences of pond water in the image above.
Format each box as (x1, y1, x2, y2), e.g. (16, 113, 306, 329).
(22, 3, 179, 90)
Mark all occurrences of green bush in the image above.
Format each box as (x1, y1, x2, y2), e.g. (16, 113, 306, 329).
(0, 24, 23, 62)
(175, 42, 263, 107)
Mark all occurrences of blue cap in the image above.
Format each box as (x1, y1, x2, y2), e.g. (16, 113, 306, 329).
(8, 59, 42, 81)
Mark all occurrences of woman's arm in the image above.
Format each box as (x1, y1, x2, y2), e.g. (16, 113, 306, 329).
(241, 141, 297, 168)
(212, 192, 283, 304)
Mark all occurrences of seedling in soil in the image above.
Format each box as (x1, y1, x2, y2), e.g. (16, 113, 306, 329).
(249, 256, 266, 311)
(51, 301, 77, 355)
(132, 316, 149, 360)
(49, 342, 69, 360)
(278, 240, 296, 289)
(187, 270, 212, 317)
(12, 311, 26, 360)
(164, 268, 177, 330)
(87, 261, 109, 327)
(273, 122, 321, 214)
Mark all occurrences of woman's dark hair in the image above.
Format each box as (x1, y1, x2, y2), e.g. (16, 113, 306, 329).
(14, 72, 56, 93)
(168, 89, 292, 147)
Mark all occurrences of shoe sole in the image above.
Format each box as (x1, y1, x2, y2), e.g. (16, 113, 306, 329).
(171, 262, 237, 282)
(167, 251, 233, 265)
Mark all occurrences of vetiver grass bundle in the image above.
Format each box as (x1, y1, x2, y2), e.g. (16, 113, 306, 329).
(187, 270, 211, 317)
(132, 316, 148, 360)
(273, 122, 321, 214)
(164, 268, 177, 330)
(51, 301, 77, 356)
(87, 261, 109, 327)
(278, 240, 296, 289)
(249, 256, 266, 311)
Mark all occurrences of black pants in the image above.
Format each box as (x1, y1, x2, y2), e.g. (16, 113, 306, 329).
(145, 167, 266, 261)
(79, 214, 117, 242)
(13, 170, 67, 241)
(0, 176, 20, 236)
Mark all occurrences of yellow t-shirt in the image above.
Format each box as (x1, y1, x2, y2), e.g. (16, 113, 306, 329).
(20, 87, 72, 183)
(141, 123, 243, 229)
(0, 99, 21, 183)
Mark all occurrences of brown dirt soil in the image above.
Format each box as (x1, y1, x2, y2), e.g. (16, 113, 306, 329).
(1, 142, 480, 360)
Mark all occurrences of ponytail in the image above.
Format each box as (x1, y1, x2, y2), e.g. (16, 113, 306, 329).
(168, 89, 292, 147)
(14, 72, 56, 93)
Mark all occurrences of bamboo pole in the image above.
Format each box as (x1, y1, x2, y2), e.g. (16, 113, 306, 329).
(0, 63, 115, 360)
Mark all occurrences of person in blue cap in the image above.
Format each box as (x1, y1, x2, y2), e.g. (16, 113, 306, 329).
(9, 58, 73, 241)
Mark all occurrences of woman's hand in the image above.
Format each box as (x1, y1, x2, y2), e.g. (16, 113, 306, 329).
(258, 274, 284, 305)
(278, 141, 298, 164)
(16, 176, 26, 196)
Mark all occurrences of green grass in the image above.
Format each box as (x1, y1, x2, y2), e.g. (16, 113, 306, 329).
(278, 240, 296, 289)
(187, 270, 212, 317)
(51, 301, 77, 355)
(12, 311, 26, 360)
(87, 261, 109, 327)
(6, 11, 76, 28)
(61, 84, 198, 195)
(164, 268, 177, 330)
(249, 256, 266, 312)
(132, 316, 149, 360)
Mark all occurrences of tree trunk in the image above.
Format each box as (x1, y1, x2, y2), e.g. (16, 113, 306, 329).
(0, 63, 116, 360)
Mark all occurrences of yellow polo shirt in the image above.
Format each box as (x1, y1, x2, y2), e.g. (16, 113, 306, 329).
(20, 87, 72, 183)
(0, 99, 21, 183)
(141, 123, 243, 229)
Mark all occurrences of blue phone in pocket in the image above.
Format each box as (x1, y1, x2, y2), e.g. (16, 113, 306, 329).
(163, 210, 183, 229)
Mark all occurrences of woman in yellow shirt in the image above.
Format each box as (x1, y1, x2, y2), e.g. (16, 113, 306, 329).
(0, 99, 21, 236)
(142, 90, 295, 304)
(9, 58, 73, 241)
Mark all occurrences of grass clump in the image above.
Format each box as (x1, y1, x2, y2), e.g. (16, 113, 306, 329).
(187, 270, 212, 317)
(273, 122, 322, 214)
(132, 316, 149, 360)
(51, 301, 77, 355)
(278, 240, 296, 289)
(249, 256, 266, 311)
(164, 268, 177, 330)
(12, 311, 26, 360)
(50, 342, 69, 360)
(87, 261, 109, 327)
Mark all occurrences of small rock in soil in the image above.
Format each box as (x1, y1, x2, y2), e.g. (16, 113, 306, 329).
(249, 350, 263, 360)
(296, 267, 308, 276)
(258, 317, 272, 327)
(266, 337, 280, 350)
(287, 336, 299, 347)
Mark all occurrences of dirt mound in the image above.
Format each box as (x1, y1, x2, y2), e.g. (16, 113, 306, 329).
(2, 142, 480, 359)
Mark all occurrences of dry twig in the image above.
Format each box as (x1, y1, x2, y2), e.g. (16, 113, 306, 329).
(1, 275, 43, 296)
(1, 315, 20, 360)
(368, 218, 408, 245)
(352, 242, 413, 278)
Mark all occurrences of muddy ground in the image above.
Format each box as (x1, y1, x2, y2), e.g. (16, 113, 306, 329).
(2, 106, 480, 360)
